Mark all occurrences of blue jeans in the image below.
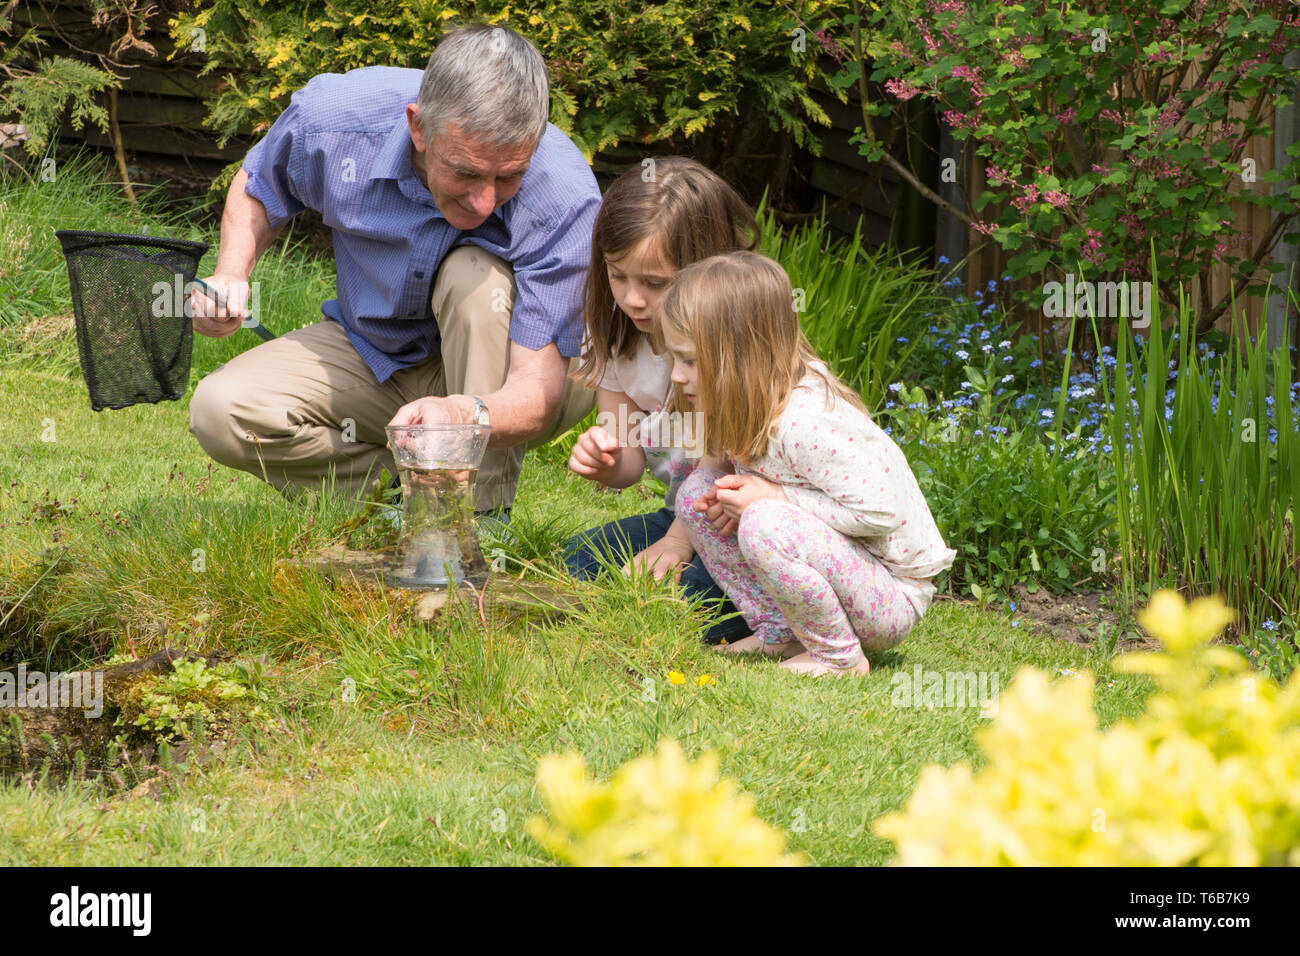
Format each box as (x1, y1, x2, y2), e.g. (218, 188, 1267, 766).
(561, 506, 751, 645)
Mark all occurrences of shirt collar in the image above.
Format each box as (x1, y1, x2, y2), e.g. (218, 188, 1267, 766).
(372, 115, 417, 182)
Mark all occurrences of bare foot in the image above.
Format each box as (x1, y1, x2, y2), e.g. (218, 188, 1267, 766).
(714, 634, 803, 658)
(778, 651, 871, 677)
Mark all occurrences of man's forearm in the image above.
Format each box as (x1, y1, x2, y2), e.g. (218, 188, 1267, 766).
(478, 379, 554, 448)
(215, 168, 280, 279)
(474, 341, 568, 448)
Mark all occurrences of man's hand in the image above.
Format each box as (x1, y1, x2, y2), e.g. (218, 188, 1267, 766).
(194, 169, 280, 339)
(190, 274, 251, 338)
(568, 425, 621, 483)
(622, 533, 695, 582)
(712, 473, 785, 522)
(389, 394, 478, 427)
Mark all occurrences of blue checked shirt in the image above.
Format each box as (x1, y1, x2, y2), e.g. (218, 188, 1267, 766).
(241, 66, 601, 383)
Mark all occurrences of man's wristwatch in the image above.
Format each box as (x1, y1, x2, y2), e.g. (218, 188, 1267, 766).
(469, 395, 490, 427)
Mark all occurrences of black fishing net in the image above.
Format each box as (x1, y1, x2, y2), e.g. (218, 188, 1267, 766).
(55, 230, 204, 411)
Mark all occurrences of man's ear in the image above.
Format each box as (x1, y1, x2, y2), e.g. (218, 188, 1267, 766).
(406, 103, 427, 153)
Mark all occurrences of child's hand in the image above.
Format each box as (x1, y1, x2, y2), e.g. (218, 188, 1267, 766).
(569, 426, 621, 482)
(692, 486, 738, 536)
(713, 474, 785, 521)
(622, 535, 695, 582)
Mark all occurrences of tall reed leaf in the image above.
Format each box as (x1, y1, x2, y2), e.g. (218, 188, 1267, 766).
(756, 205, 947, 412)
(1101, 267, 1298, 636)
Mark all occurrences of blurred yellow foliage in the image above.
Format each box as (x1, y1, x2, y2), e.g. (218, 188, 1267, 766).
(876, 591, 1300, 866)
(528, 739, 804, 866)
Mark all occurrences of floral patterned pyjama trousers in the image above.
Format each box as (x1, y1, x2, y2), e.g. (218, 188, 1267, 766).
(677, 467, 920, 668)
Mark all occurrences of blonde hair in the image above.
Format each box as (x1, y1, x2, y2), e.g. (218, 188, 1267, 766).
(574, 157, 760, 388)
(655, 251, 868, 464)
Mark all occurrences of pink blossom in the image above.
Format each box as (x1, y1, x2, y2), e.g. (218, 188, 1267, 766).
(1056, 107, 1078, 124)
(1009, 183, 1042, 215)
(986, 164, 1009, 186)
(814, 29, 848, 64)
(1044, 190, 1070, 209)
(1080, 229, 1105, 267)
(1119, 214, 1147, 241)
(1091, 162, 1112, 176)
(1155, 104, 1182, 132)
(951, 64, 987, 100)
(885, 78, 921, 101)
(971, 220, 997, 236)
(941, 109, 979, 131)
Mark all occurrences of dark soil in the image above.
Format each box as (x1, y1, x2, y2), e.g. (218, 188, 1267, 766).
(942, 585, 1159, 652)
(1009, 586, 1158, 651)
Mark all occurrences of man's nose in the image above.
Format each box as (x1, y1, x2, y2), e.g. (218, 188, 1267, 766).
(468, 183, 496, 217)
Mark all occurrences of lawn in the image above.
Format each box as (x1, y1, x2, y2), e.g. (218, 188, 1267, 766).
(0, 159, 1154, 866)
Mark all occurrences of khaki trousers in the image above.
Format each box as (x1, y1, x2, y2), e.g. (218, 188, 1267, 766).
(188, 246, 594, 511)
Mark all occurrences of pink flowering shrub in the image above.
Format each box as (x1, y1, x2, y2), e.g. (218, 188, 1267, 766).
(830, 0, 1300, 331)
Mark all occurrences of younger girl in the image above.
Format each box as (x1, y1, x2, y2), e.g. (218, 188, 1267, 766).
(561, 158, 760, 645)
(659, 251, 956, 676)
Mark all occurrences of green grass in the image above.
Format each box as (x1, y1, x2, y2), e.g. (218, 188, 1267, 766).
(0, 161, 1153, 865)
(0, 348, 1152, 865)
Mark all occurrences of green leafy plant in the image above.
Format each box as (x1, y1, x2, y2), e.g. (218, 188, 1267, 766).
(1238, 615, 1299, 684)
(170, 0, 847, 171)
(902, 415, 1116, 596)
(117, 657, 274, 742)
(828, 0, 1300, 330)
(1, 0, 184, 175)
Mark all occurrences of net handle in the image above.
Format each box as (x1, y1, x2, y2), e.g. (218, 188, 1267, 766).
(193, 278, 276, 342)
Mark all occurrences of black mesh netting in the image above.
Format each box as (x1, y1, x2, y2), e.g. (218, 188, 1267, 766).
(55, 230, 206, 411)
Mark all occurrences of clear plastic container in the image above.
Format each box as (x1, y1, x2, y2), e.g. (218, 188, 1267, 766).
(385, 423, 492, 588)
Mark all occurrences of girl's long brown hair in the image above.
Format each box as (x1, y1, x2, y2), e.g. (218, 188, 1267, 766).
(574, 157, 760, 388)
(656, 251, 868, 464)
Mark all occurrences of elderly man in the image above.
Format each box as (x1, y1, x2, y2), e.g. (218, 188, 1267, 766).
(187, 23, 598, 516)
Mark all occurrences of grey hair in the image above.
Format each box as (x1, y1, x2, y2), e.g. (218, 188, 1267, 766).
(416, 24, 550, 148)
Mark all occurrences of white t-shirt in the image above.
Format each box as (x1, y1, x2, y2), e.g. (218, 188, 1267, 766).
(597, 336, 696, 512)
